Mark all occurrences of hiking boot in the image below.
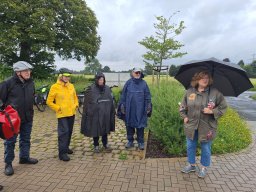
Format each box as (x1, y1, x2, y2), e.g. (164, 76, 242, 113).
(94, 146, 100, 153)
(59, 154, 70, 161)
(103, 144, 112, 153)
(198, 167, 208, 178)
(125, 141, 134, 149)
(67, 149, 73, 154)
(138, 143, 144, 150)
(19, 157, 38, 164)
(181, 164, 198, 173)
(4, 164, 14, 176)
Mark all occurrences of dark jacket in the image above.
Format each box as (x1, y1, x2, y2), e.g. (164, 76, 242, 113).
(180, 87, 227, 142)
(119, 77, 151, 128)
(80, 84, 115, 137)
(0, 74, 35, 123)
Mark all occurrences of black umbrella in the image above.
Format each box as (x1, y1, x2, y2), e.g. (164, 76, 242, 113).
(174, 57, 254, 96)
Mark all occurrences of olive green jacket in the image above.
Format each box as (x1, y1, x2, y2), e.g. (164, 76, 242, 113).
(180, 87, 227, 142)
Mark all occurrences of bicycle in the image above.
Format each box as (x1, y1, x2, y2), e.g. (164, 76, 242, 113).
(34, 84, 49, 112)
(77, 85, 118, 115)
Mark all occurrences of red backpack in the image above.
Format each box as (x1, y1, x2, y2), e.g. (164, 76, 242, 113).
(0, 105, 21, 139)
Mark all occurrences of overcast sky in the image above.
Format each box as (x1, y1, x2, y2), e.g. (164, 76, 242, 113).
(56, 0, 256, 71)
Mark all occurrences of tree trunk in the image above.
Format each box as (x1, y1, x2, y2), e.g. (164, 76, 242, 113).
(19, 42, 31, 62)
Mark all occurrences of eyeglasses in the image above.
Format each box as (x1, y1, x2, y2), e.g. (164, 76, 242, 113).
(134, 71, 141, 74)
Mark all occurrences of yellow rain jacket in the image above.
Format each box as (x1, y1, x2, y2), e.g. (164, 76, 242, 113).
(46, 80, 78, 118)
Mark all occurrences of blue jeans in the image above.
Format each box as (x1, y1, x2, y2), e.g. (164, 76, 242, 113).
(126, 126, 144, 144)
(57, 116, 74, 156)
(186, 130, 212, 167)
(4, 121, 33, 164)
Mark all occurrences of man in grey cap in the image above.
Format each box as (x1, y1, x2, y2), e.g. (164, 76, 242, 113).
(119, 67, 152, 150)
(0, 61, 38, 176)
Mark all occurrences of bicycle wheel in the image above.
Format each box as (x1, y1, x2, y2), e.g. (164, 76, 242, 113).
(78, 103, 84, 115)
(35, 94, 46, 112)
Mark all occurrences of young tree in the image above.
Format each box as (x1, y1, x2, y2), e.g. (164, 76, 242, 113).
(0, 0, 101, 78)
(138, 13, 186, 83)
(84, 58, 102, 74)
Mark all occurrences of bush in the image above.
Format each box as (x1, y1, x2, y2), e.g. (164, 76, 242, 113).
(251, 94, 256, 100)
(250, 78, 256, 91)
(149, 80, 186, 156)
(212, 108, 252, 154)
(148, 81, 252, 156)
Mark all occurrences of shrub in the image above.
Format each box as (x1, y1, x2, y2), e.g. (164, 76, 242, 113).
(249, 78, 256, 91)
(148, 80, 186, 156)
(212, 108, 252, 154)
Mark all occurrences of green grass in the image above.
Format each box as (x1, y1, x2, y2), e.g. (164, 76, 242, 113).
(251, 94, 256, 100)
(118, 152, 128, 160)
(250, 78, 256, 91)
(34, 75, 93, 93)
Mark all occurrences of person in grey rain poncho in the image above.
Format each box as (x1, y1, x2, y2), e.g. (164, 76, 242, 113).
(80, 72, 115, 153)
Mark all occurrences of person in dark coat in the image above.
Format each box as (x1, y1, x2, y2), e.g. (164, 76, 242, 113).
(119, 68, 151, 150)
(179, 71, 227, 178)
(0, 61, 38, 176)
(80, 72, 115, 153)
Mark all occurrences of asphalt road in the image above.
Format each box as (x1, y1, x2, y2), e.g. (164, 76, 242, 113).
(226, 91, 256, 121)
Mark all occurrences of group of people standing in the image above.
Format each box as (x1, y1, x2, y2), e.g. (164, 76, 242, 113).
(0, 61, 151, 179)
(0, 60, 227, 192)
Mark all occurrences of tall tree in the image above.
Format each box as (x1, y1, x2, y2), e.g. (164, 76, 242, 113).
(84, 58, 102, 74)
(169, 64, 180, 77)
(0, 0, 101, 78)
(237, 60, 245, 67)
(144, 63, 153, 75)
(138, 13, 186, 83)
(102, 66, 111, 72)
(223, 58, 230, 62)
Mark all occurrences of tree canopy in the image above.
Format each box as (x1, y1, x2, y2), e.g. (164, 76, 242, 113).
(138, 13, 186, 83)
(0, 0, 100, 78)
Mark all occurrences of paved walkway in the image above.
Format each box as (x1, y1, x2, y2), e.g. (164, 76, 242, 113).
(0, 108, 256, 192)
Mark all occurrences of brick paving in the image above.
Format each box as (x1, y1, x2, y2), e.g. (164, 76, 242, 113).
(0, 108, 256, 191)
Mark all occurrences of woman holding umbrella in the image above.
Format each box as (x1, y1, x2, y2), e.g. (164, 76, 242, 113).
(179, 71, 227, 178)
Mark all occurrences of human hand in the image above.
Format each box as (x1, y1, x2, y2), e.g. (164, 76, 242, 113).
(203, 107, 213, 114)
(184, 117, 189, 124)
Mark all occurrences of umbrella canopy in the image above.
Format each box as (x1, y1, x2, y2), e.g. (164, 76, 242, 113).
(175, 57, 254, 96)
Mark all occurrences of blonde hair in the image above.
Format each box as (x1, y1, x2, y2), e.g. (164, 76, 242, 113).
(191, 71, 213, 88)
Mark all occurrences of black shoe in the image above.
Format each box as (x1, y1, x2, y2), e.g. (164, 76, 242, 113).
(103, 144, 112, 153)
(19, 157, 39, 164)
(59, 154, 70, 161)
(4, 164, 14, 176)
(0, 185, 3, 191)
(67, 149, 73, 154)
